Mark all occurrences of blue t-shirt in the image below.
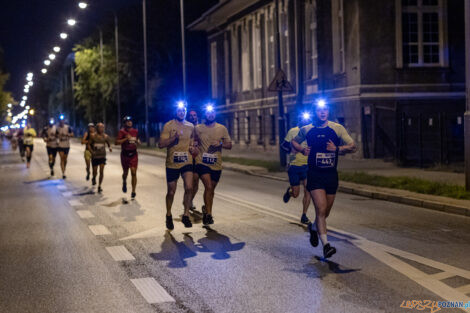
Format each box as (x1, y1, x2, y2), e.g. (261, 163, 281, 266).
(294, 121, 354, 172)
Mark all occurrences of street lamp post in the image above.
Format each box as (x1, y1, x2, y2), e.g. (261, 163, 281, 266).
(465, 0, 470, 190)
(180, 0, 187, 98)
(143, 0, 149, 146)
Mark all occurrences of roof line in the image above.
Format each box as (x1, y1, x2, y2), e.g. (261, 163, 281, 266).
(187, 0, 231, 30)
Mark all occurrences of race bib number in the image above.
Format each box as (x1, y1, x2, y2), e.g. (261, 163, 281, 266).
(173, 152, 188, 163)
(315, 152, 336, 168)
(202, 153, 217, 165)
(128, 137, 137, 144)
(60, 136, 68, 141)
(94, 143, 105, 151)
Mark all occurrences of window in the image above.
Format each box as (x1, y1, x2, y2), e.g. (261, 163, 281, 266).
(231, 26, 240, 92)
(331, 0, 345, 74)
(210, 42, 218, 98)
(245, 115, 251, 143)
(305, 0, 318, 80)
(257, 115, 264, 143)
(241, 20, 251, 91)
(397, 0, 447, 67)
(265, 5, 276, 85)
(253, 15, 263, 89)
(279, 1, 291, 80)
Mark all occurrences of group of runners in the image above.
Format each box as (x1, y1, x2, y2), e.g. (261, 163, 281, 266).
(4, 98, 356, 259)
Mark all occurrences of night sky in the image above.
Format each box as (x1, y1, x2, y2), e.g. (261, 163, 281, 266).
(0, 0, 198, 100)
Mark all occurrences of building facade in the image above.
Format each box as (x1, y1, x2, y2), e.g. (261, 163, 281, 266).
(189, 0, 465, 166)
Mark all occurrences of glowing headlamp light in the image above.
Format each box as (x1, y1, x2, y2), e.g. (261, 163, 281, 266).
(59, 114, 65, 120)
(315, 99, 327, 109)
(205, 104, 215, 113)
(177, 101, 186, 109)
(302, 112, 311, 121)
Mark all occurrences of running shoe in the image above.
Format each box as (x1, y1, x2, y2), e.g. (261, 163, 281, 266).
(86, 172, 90, 181)
(92, 177, 96, 186)
(166, 215, 174, 230)
(301, 213, 310, 224)
(323, 243, 336, 259)
(202, 213, 208, 225)
(189, 206, 196, 211)
(98, 186, 103, 193)
(131, 192, 136, 199)
(206, 214, 214, 225)
(51, 169, 54, 176)
(63, 175, 66, 179)
(122, 181, 127, 193)
(201, 205, 206, 213)
(182, 215, 192, 228)
(308, 222, 319, 247)
(283, 187, 291, 203)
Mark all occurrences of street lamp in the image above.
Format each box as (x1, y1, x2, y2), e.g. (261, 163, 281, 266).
(60, 33, 68, 39)
(44, 60, 51, 66)
(53, 46, 60, 53)
(29, 109, 35, 116)
(78, 2, 87, 9)
(24, 89, 29, 93)
(67, 19, 76, 26)
(28, 81, 33, 87)
(41, 68, 47, 74)
(22, 96, 27, 100)
(7, 103, 11, 108)
(49, 53, 56, 60)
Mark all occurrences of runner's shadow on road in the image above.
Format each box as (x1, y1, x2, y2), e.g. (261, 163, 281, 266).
(101, 198, 124, 207)
(197, 226, 246, 260)
(113, 201, 145, 222)
(286, 257, 360, 279)
(24, 177, 60, 184)
(150, 231, 198, 268)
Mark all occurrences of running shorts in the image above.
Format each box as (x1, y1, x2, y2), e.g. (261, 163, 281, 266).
(121, 150, 138, 170)
(84, 150, 92, 161)
(24, 144, 34, 152)
(195, 164, 222, 183)
(92, 158, 107, 167)
(47, 147, 58, 157)
(166, 164, 193, 183)
(57, 147, 70, 155)
(306, 169, 339, 195)
(287, 165, 308, 186)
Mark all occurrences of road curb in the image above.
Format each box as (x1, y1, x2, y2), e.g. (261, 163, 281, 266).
(137, 148, 469, 218)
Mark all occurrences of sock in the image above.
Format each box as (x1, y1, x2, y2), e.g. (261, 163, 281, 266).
(320, 234, 329, 247)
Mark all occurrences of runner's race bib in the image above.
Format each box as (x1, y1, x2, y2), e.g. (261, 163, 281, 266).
(129, 137, 137, 144)
(173, 152, 188, 163)
(315, 152, 336, 168)
(202, 153, 217, 165)
(94, 143, 105, 151)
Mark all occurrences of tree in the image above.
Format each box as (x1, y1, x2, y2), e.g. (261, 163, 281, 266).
(73, 42, 124, 125)
(0, 48, 14, 123)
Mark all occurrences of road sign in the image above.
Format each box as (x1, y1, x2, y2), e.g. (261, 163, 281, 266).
(268, 69, 294, 92)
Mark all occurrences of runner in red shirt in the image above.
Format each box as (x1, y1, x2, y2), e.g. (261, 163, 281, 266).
(116, 116, 140, 200)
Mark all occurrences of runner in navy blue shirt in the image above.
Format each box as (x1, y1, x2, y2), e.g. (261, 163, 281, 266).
(292, 100, 356, 258)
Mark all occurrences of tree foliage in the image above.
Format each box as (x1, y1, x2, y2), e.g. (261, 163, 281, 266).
(0, 48, 14, 122)
(73, 43, 124, 122)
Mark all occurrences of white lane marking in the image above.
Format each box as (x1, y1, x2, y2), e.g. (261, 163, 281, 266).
(429, 272, 456, 281)
(131, 278, 175, 304)
(68, 199, 82, 207)
(88, 225, 112, 236)
(76, 210, 95, 219)
(457, 284, 470, 295)
(62, 191, 73, 197)
(57, 185, 67, 191)
(106, 246, 136, 261)
(215, 192, 470, 311)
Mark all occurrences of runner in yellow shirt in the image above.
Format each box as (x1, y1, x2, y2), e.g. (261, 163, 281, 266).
(281, 112, 312, 224)
(194, 104, 232, 225)
(23, 123, 37, 169)
(158, 101, 197, 229)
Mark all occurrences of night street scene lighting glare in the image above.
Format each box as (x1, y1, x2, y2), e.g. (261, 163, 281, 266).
(302, 112, 311, 121)
(29, 109, 35, 116)
(24, 89, 29, 93)
(177, 101, 186, 109)
(67, 19, 76, 26)
(78, 2, 87, 9)
(205, 104, 215, 112)
(315, 98, 327, 109)
(7, 103, 11, 108)
(49, 53, 56, 60)
(22, 96, 27, 101)
(28, 81, 33, 87)
(44, 60, 51, 66)
(53, 46, 60, 53)
(60, 33, 68, 39)
(41, 69, 47, 74)
(59, 114, 65, 120)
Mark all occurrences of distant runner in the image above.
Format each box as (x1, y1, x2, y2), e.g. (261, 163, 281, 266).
(88, 123, 112, 193)
(292, 100, 356, 259)
(42, 119, 58, 177)
(281, 112, 313, 224)
(81, 123, 95, 181)
(116, 116, 140, 200)
(23, 122, 37, 169)
(57, 118, 74, 179)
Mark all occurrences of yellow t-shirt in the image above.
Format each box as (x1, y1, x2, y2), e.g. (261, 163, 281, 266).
(285, 126, 308, 166)
(160, 119, 195, 169)
(195, 123, 231, 171)
(23, 128, 37, 145)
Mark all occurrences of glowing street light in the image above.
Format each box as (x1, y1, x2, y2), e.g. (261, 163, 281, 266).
(24, 89, 29, 93)
(7, 103, 12, 108)
(29, 109, 35, 116)
(78, 2, 88, 9)
(28, 81, 33, 87)
(44, 60, 51, 66)
(60, 33, 68, 39)
(67, 19, 76, 26)
(53, 46, 61, 53)
(25, 105, 30, 110)
(20, 101, 25, 107)
(41, 68, 47, 74)
(22, 96, 27, 101)
(49, 53, 56, 60)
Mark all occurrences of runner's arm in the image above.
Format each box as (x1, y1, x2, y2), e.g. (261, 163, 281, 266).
(158, 124, 177, 148)
(115, 131, 127, 145)
(221, 127, 232, 150)
(81, 132, 88, 145)
(292, 128, 309, 155)
(337, 125, 357, 155)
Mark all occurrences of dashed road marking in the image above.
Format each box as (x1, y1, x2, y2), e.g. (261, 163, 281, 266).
(76, 210, 95, 219)
(88, 225, 112, 236)
(57, 185, 67, 191)
(106, 246, 136, 261)
(68, 199, 82, 207)
(62, 191, 73, 197)
(131, 278, 175, 304)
